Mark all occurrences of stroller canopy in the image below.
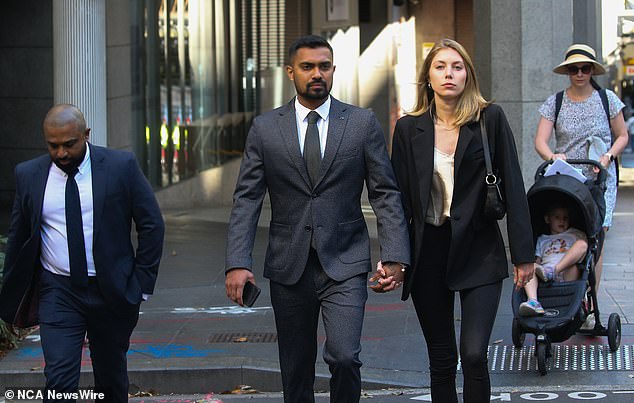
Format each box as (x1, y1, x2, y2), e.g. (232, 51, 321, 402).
(527, 174, 603, 241)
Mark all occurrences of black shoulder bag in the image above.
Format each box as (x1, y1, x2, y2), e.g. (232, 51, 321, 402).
(480, 112, 506, 220)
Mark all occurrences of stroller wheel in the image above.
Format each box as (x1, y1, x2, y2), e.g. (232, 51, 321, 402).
(608, 313, 621, 352)
(512, 318, 525, 348)
(536, 342, 549, 375)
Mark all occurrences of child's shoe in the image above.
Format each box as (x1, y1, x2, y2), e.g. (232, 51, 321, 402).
(519, 299, 545, 316)
(535, 264, 555, 283)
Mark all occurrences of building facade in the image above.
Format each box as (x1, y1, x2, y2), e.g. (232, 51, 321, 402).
(0, 0, 603, 210)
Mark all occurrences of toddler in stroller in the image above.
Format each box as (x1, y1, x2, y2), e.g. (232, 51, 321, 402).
(511, 159, 621, 375)
(519, 202, 588, 316)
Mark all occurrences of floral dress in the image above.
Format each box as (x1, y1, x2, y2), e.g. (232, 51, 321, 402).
(539, 89, 624, 227)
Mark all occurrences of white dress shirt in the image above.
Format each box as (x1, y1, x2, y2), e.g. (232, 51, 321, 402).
(40, 146, 96, 277)
(294, 96, 331, 157)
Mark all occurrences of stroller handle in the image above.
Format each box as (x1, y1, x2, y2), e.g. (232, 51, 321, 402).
(534, 159, 607, 188)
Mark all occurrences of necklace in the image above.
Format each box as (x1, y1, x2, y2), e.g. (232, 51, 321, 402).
(431, 103, 458, 131)
(433, 115, 457, 131)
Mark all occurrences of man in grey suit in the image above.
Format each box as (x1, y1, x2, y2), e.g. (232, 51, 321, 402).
(224, 35, 410, 403)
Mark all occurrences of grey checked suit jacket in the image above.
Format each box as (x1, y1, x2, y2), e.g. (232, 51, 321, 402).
(225, 97, 410, 285)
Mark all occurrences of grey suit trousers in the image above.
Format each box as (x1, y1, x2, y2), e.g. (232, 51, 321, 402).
(270, 249, 367, 403)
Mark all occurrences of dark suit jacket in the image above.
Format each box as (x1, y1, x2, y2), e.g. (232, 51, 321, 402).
(391, 104, 534, 299)
(0, 144, 165, 324)
(225, 97, 410, 284)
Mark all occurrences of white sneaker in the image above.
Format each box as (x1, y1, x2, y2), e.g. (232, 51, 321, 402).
(580, 313, 595, 330)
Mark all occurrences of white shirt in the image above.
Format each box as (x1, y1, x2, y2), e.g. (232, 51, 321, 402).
(535, 227, 587, 267)
(434, 148, 454, 219)
(294, 96, 331, 157)
(40, 146, 96, 277)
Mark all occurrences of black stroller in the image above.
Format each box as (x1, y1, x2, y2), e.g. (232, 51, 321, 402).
(511, 159, 622, 375)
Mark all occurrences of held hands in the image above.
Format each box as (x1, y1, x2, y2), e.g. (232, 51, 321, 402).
(370, 260, 405, 293)
(225, 268, 255, 306)
(513, 262, 535, 290)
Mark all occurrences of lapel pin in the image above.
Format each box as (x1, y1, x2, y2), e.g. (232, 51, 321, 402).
(339, 116, 345, 120)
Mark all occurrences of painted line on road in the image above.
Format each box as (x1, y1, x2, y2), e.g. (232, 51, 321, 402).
(411, 390, 634, 401)
(139, 305, 273, 315)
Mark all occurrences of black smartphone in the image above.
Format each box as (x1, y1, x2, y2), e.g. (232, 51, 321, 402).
(242, 281, 261, 307)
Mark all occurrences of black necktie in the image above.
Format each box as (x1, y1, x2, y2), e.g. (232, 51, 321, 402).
(65, 168, 88, 287)
(304, 111, 321, 187)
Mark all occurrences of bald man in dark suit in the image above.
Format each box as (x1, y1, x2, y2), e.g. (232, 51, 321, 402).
(0, 104, 164, 402)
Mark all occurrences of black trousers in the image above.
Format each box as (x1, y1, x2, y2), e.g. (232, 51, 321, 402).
(38, 270, 140, 403)
(270, 249, 367, 403)
(411, 222, 502, 403)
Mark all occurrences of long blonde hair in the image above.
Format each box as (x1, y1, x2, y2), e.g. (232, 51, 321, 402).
(409, 38, 489, 126)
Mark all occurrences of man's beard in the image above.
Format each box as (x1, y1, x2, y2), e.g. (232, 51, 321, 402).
(54, 158, 82, 174)
(299, 80, 330, 100)
(53, 160, 81, 174)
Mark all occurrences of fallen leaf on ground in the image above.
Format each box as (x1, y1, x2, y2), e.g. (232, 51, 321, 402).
(128, 389, 158, 397)
(222, 385, 259, 394)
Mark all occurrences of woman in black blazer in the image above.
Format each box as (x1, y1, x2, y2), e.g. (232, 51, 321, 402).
(389, 39, 535, 403)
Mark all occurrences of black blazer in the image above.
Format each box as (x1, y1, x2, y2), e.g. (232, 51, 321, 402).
(391, 104, 534, 299)
(0, 144, 165, 324)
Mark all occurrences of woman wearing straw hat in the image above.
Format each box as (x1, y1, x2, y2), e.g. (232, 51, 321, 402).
(534, 43, 629, 330)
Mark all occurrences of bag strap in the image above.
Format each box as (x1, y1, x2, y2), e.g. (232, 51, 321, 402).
(598, 88, 611, 130)
(479, 111, 497, 184)
(554, 89, 611, 130)
(554, 90, 564, 128)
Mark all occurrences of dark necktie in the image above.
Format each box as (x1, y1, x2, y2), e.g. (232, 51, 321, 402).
(65, 168, 88, 287)
(304, 111, 321, 187)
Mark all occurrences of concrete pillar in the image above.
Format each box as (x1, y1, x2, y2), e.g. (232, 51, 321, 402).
(520, 1, 575, 186)
(53, 0, 107, 146)
(574, 0, 605, 87)
(574, 0, 602, 54)
(474, 0, 574, 188)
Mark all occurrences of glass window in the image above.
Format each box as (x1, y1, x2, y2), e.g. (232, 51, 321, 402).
(133, 0, 309, 188)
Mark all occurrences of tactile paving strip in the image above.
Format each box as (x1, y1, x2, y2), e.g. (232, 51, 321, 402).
(458, 344, 634, 372)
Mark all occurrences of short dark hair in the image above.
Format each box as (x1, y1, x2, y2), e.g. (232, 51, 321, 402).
(287, 35, 333, 64)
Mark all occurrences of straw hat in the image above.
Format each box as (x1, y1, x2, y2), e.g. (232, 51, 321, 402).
(553, 44, 606, 75)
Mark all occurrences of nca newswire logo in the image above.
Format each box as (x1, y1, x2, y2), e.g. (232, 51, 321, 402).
(4, 387, 106, 401)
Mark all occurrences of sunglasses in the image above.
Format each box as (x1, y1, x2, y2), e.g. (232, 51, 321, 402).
(566, 64, 592, 75)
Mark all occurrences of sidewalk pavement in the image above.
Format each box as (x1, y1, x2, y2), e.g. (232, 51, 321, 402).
(1, 159, 634, 397)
